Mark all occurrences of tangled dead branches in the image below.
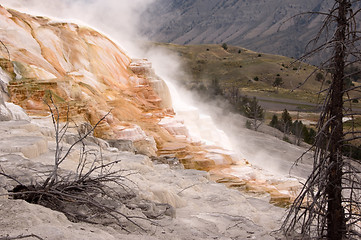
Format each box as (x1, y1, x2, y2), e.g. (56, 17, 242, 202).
(281, 1, 361, 239)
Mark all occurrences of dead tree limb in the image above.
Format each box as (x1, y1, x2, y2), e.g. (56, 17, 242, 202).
(281, 1, 361, 239)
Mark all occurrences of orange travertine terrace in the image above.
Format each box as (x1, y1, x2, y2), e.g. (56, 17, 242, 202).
(0, 6, 299, 206)
(0, 5, 234, 168)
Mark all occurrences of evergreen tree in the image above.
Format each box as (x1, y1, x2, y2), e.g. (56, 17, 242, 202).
(272, 77, 283, 92)
(269, 114, 279, 129)
(281, 109, 292, 136)
(243, 97, 264, 131)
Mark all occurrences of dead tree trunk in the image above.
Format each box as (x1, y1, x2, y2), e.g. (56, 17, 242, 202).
(326, 1, 347, 238)
(326, 0, 350, 238)
(281, 0, 361, 239)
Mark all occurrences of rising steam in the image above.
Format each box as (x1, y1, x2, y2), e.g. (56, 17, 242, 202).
(0, 0, 155, 56)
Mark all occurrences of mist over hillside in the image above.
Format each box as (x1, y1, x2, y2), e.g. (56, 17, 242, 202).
(141, 0, 331, 62)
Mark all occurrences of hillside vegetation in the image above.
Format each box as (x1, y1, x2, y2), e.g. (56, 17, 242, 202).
(153, 42, 332, 111)
(152, 42, 361, 156)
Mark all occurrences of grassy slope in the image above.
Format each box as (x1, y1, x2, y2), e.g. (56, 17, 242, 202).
(154, 43, 327, 103)
(152, 43, 356, 112)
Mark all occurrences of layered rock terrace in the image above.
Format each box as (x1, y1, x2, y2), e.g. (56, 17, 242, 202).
(0, 5, 301, 207)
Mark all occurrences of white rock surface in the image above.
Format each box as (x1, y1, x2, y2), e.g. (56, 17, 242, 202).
(0, 65, 30, 122)
(0, 199, 158, 240)
(5, 102, 31, 121)
(0, 119, 285, 240)
(0, 102, 12, 121)
(0, 83, 11, 121)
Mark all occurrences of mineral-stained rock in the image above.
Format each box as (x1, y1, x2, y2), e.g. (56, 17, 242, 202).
(159, 117, 189, 137)
(114, 125, 148, 142)
(129, 59, 153, 76)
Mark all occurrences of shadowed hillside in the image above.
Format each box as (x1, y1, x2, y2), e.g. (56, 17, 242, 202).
(141, 0, 332, 63)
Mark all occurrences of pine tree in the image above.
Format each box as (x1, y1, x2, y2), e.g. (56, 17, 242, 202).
(243, 97, 264, 131)
(281, 109, 292, 136)
(269, 114, 279, 128)
(272, 77, 283, 92)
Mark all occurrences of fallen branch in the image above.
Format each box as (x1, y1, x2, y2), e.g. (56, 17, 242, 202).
(0, 234, 44, 240)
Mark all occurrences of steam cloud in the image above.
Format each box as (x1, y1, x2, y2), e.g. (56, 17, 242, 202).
(0, 0, 155, 56)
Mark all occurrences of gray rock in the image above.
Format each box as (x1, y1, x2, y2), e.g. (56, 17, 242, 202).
(0, 187, 8, 200)
(136, 201, 176, 219)
(0, 120, 37, 132)
(0, 153, 53, 188)
(0, 136, 48, 158)
(0, 66, 11, 101)
(63, 134, 110, 150)
(0, 67, 13, 121)
(0, 93, 11, 121)
(151, 156, 183, 169)
(107, 139, 136, 153)
(0, 102, 12, 121)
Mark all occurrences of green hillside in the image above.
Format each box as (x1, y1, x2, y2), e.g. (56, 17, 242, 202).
(152, 43, 332, 111)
